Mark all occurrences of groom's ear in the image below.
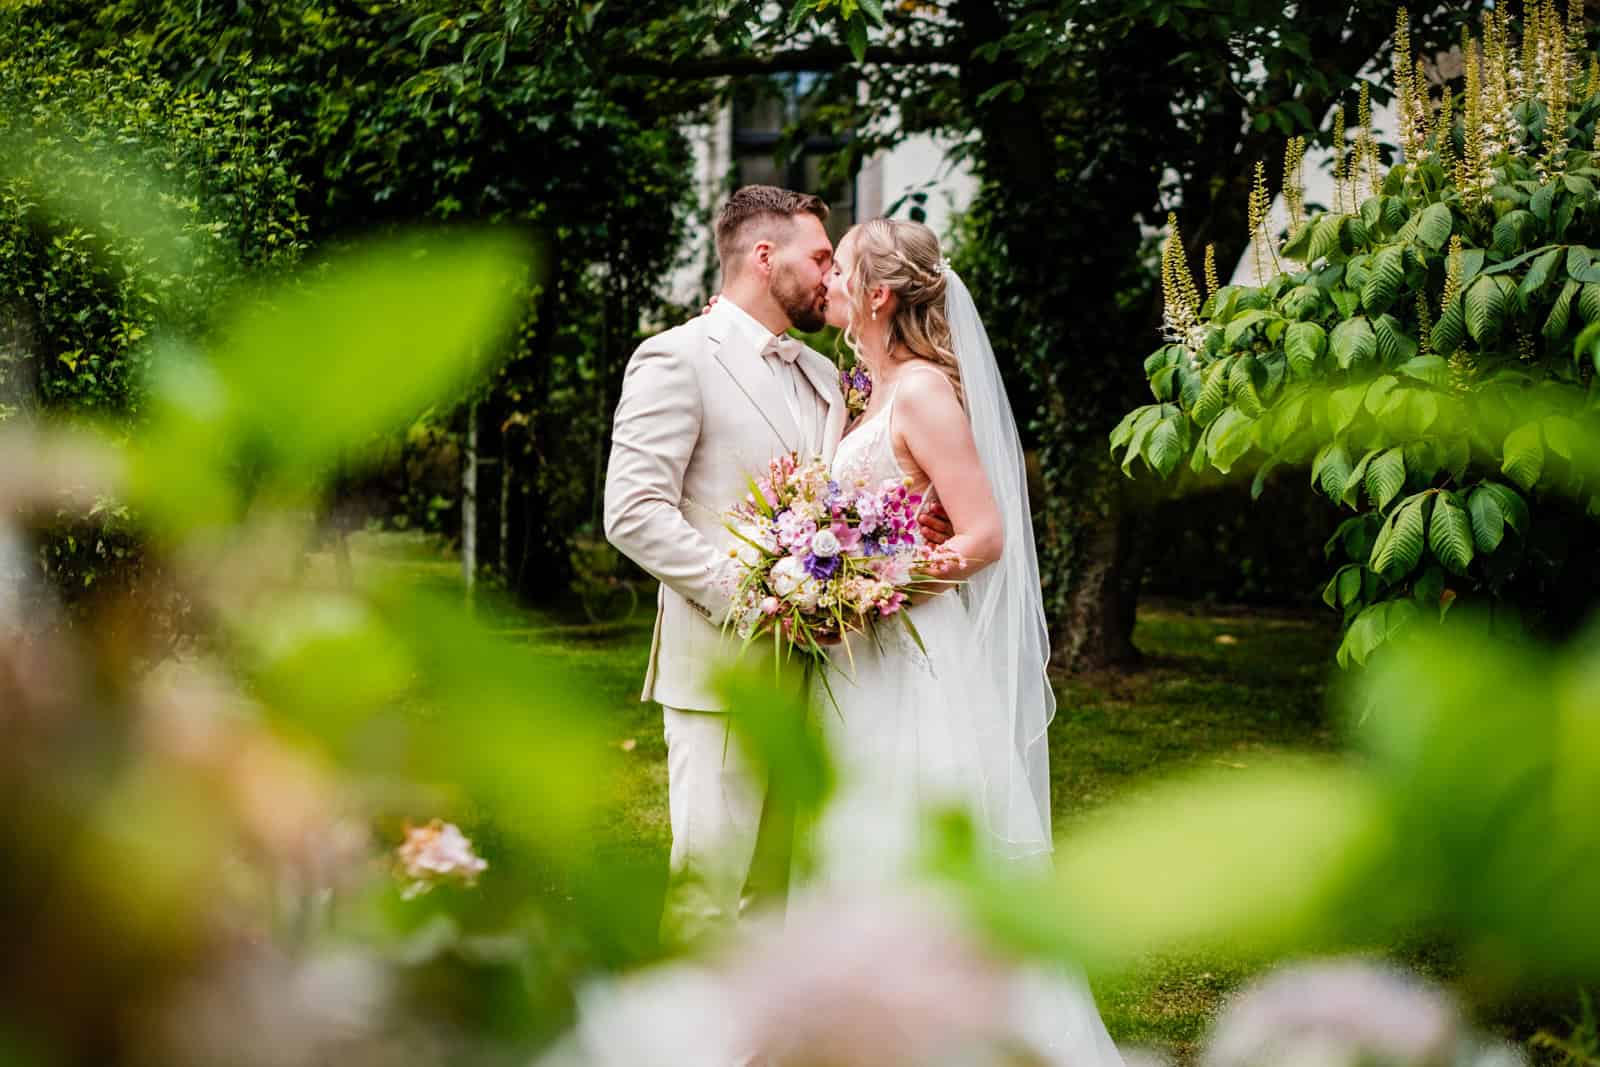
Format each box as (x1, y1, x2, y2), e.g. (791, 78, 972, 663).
(752, 239, 776, 278)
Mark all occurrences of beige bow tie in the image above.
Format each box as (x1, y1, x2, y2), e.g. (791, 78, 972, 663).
(761, 335, 803, 364)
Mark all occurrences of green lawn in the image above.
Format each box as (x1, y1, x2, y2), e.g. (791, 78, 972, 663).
(337, 532, 1565, 1064)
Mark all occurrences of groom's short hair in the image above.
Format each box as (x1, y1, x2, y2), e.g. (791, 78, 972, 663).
(715, 185, 829, 274)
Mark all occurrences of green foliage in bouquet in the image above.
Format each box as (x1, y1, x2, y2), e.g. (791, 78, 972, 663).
(1112, 4, 1600, 666)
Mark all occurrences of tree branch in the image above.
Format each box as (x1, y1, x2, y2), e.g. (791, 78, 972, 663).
(608, 45, 960, 78)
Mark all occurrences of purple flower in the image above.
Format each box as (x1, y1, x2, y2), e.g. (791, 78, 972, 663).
(804, 553, 839, 580)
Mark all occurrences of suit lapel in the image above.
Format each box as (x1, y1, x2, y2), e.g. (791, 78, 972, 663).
(709, 321, 804, 455)
(794, 349, 847, 463)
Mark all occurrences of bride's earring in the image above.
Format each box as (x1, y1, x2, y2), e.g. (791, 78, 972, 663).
(871, 308, 877, 321)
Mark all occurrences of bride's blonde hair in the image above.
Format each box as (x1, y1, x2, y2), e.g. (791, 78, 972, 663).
(841, 218, 962, 406)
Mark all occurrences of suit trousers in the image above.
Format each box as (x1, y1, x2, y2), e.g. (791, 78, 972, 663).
(660, 704, 792, 949)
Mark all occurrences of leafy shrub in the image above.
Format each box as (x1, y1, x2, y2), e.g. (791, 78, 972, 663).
(1113, 6, 1600, 664)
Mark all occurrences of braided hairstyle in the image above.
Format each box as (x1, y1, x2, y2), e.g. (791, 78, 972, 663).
(841, 218, 962, 406)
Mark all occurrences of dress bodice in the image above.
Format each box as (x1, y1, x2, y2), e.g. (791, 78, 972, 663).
(830, 380, 933, 509)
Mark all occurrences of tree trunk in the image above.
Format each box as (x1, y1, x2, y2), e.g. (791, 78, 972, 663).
(461, 397, 478, 601)
(1054, 475, 1143, 671)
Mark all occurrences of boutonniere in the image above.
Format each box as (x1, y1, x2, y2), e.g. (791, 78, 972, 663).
(840, 362, 872, 420)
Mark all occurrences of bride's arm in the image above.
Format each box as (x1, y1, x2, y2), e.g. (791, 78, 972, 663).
(893, 369, 1003, 583)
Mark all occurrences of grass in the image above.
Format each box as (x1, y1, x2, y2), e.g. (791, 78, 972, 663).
(334, 531, 1567, 1064)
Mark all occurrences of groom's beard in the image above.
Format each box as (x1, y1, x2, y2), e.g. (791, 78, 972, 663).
(772, 264, 827, 333)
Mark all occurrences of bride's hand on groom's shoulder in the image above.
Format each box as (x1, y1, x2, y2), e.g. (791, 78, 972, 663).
(695, 294, 719, 318)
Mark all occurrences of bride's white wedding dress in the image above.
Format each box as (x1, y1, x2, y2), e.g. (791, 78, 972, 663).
(810, 376, 1054, 881)
(799, 297, 1125, 1066)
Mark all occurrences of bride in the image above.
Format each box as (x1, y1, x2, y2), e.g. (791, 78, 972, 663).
(806, 218, 1125, 1066)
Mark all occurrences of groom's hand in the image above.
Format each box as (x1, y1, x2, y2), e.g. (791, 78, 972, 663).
(918, 503, 954, 546)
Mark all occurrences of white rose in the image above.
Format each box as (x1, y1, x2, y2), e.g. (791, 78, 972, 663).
(770, 556, 806, 598)
(809, 528, 841, 558)
(734, 523, 776, 568)
(795, 578, 821, 613)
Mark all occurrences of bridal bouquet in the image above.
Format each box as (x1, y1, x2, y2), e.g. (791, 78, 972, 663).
(722, 453, 961, 683)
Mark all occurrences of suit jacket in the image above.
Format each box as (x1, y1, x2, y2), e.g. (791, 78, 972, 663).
(603, 299, 847, 711)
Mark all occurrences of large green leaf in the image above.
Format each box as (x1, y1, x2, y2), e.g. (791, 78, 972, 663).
(1363, 375, 1402, 418)
(1432, 298, 1466, 354)
(1328, 382, 1367, 434)
(1403, 391, 1441, 436)
(1542, 414, 1582, 460)
(215, 231, 530, 458)
(1416, 202, 1454, 251)
(1228, 357, 1265, 417)
(1567, 244, 1596, 281)
(1193, 357, 1232, 427)
(1365, 447, 1407, 510)
(1335, 600, 1421, 668)
(1373, 314, 1416, 364)
(1150, 364, 1179, 401)
(1206, 407, 1257, 474)
(1371, 495, 1429, 576)
(1143, 344, 1184, 375)
(1224, 309, 1275, 350)
(1468, 484, 1508, 552)
(1362, 245, 1405, 312)
(1109, 405, 1148, 452)
(1544, 279, 1579, 341)
(1581, 282, 1600, 324)
(1500, 422, 1546, 490)
(1312, 440, 1354, 500)
(1331, 316, 1377, 369)
(1464, 274, 1507, 342)
(1282, 284, 1324, 320)
(1397, 354, 1450, 388)
(132, 229, 536, 530)
(1471, 482, 1530, 553)
(1119, 405, 1164, 474)
(1428, 492, 1475, 575)
(1342, 449, 1379, 509)
(1491, 210, 1533, 255)
(1531, 181, 1558, 221)
(1382, 196, 1409, 232)
(1520, 246, 1563, 298)
(1146, 416, 1186, 478)
(1176, 363, 1204, 408)
(1307, 213, 1345, 262)
(1322, 564, 1365, 610)
(1284, 321, 1327, 376)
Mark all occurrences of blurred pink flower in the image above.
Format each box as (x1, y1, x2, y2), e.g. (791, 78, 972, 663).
(1202, 959, 1462, 1067)
(541, 889, 1026, 1067)
(395, 819, 487, 899)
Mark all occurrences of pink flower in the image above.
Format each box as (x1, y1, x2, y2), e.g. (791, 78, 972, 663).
(760, 597, 780, 615)
(395, 819, 487, 899)
(830, 521, 862, 555)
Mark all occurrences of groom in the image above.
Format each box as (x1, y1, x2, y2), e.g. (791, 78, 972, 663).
(604, 185, 846, 946)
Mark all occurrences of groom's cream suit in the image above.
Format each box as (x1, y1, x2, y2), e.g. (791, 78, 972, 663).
(604, 296, 845, 945)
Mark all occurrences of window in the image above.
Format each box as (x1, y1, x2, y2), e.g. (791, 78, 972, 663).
(731, 74, 856, 241)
